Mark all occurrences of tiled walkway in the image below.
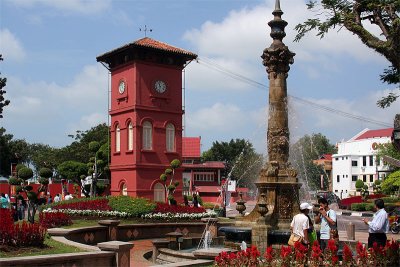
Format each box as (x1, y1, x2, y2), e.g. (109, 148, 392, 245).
(130, 239, 154, 267)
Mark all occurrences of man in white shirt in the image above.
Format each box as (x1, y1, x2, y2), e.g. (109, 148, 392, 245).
(290, 202, 313, 246)
(54, 194, 61, 202)
(64, 192, 73, 201)
(363, 198, 389, 248)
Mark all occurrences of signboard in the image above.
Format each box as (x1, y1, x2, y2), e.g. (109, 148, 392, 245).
(227, 180, 236, 192)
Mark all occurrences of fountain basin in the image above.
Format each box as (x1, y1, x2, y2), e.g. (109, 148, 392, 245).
(219, 226, 251, 243)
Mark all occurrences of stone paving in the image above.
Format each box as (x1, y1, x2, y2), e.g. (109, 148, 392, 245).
(130, 239, 154, 267)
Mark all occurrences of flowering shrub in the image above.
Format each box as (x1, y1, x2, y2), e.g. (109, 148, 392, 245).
(0, 208, 46, 247)
(51, 198, 112, 211)
(42, 208, 129, 218)
(154, 202, 206, 213)
(39, 211, 72, 228)
(214, 240, 400, 267)
(142, 211, 216, 220)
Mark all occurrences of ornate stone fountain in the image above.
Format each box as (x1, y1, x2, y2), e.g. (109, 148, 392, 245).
(221, 0, 301, 254)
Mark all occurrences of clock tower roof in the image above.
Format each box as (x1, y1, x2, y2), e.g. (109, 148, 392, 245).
(97, 37, 197, 69)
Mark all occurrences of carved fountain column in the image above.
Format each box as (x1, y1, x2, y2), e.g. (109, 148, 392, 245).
(251, 0, 301, 252)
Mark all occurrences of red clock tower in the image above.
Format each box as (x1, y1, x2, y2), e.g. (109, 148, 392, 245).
(97, 37, 197, 201)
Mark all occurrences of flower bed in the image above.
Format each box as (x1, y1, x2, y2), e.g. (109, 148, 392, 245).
(214, 239, 399, 267)
(39, 211, 73, 228)
(0, 208, 47, 247)
(50, 198, 112, 211)
(340, 194, 385, 209)
(42, 208, 129, 218)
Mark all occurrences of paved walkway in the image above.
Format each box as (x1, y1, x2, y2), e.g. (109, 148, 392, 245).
(130, 239, 154, 267)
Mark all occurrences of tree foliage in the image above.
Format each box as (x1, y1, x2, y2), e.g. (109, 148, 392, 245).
(201, 139, 263, 189)
(290, 133, 337, 191)
(57, 161, 88, 183)
(295, 0, 400, 108)
(381, 169, 400, 195)
(0, 55, 10, 118)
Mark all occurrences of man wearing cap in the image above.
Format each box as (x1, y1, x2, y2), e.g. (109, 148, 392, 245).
(315, 197, 337, 251)
(290, 202, 313, 246)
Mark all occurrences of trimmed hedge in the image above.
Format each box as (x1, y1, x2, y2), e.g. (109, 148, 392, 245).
(351, 203, 374, 211)
(108, 196, 156, 217)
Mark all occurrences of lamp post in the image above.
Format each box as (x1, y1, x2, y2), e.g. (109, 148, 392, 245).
(392, 114, 400, 152)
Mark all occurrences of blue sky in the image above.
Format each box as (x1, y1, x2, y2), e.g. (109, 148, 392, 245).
(1, 0, 399, 154)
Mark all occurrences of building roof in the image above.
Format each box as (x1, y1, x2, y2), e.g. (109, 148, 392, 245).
(182, 137, 201, 158)
(97, 37, 198, 62)
(320, 154, 332, 160)
(182, 161, 225, 169)
(353, 128, 393, 141)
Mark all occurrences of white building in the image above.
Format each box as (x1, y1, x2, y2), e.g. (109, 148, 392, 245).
(332, 128, 393, 199)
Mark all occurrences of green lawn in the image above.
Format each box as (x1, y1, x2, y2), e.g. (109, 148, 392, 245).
(0, 235, 86, 258)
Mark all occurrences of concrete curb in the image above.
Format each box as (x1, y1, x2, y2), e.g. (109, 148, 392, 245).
(336, 211, 373, 217)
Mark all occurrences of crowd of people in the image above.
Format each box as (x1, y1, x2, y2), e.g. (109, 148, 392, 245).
(290, 197, 389, 250)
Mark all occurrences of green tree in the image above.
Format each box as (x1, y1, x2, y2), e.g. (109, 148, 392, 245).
(295, 0, 400, 108)
(57, 161, 88, 196)
(376, 142, 400, 168)
(381, 170, 400, 195)
(355, 179, 365, 195)
(202, 139, 261, 188)
(290, 133, 337, 191)
(0, 55, 10, 118)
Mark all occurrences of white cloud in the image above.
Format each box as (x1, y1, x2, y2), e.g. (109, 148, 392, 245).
(0, 29, 26, 61)
(3, 64, 109, 147)
(9, 0, 112, 14)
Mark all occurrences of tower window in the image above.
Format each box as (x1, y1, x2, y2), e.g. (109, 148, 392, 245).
(142, 121, 152, 150)
(115, 124, 120, 152)
(128, 122, 133, 151)
(166, 123, 175, 152)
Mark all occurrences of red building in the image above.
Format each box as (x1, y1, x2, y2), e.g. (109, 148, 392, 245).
(181, 137, 225, 203)
(97, 38, 197, 201)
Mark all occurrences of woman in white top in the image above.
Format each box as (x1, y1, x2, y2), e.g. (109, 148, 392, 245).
(290, 202, 313, 245)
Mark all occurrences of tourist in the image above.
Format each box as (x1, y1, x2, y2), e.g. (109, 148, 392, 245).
(65, 192, 73, 201)
(290, 202, 313, 246)
(17, 197, 26, 220)
(192, 194, 199, 208)
(315, 197, 337, 251)
(362, 198, 389, 248)
(183, 195, 189, 206)
(47, 195, 53, 204)
(1, 193, 9, 209)
(54, 193, 61, 202)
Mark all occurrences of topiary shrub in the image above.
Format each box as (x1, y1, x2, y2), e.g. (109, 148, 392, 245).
(18, 167, 33, 181)
(8, 177, 20, 185)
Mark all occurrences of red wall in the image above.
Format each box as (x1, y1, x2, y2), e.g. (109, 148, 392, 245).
(0, 183, 78, 198)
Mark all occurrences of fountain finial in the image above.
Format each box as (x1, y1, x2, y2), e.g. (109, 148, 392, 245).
(274, 0, 282, 12)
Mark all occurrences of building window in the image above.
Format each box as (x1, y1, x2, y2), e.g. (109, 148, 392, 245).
(352, 175, 357, 181)
(337, 175, 340, 183)
(369, 156, 374, 166)
(352, 160, 358, 167)
(166, 123, 175, 152)
(363, 156, 367, 166)
(194, 173, 215, 182)
(369, 175, 373, 182)
(335, 158, 338, 161)
(142, 121, 152, 150)
(128, 122, 133, 151)
(363, 175, 367, 182)
(154, 183, 165, 202)
(120, 183, 127, 196)
(115, 124, 120, 152)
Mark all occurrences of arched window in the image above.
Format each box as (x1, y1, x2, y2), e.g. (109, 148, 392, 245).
(142, 121, 152, 150)
(115, 124, 120, 152)
(128, 122, 133, 151)
(166, 123, 175, 152)
(154, 183, 165, 202)
(120, 182, 127, 196)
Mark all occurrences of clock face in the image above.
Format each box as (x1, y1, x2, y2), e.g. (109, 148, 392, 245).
(154, 80, 167, 93)
(118, 80, 126, 94)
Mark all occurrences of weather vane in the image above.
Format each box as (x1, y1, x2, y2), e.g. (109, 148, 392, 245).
(139, 25, 153, 37)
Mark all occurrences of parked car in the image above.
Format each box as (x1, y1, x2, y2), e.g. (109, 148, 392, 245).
(316, 191, 341, 205)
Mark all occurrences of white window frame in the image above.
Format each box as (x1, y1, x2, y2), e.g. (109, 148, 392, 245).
(128, 122, 133, 151)
(142, 121, 152, 150)
(115, 124, 120, 152)
(166, 123, 175, 152)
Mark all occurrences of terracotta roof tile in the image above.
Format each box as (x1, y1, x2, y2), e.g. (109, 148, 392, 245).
(182, 137, 201, 158)
(97, 37, 197, 60)
(354, 128, 393, 140)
